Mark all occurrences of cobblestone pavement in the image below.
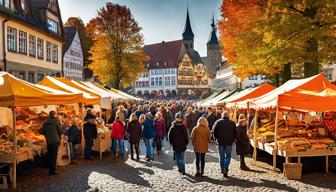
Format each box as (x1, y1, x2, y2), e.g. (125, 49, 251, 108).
(18, 141, 336, 192)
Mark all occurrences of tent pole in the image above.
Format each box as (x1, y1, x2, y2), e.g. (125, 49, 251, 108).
(12, 106, 17, 190)
(273, 103, 279, 171)
(247, 102, 250, 130)
(81, 102, 85, 157)
(253, 109, 258, 165)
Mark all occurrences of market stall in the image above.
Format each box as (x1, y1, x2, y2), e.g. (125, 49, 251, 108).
(196, 90, 223, 106)
(0, 72, 83, 189)
(200, 89, 239, 107)
(248, 74, 336, 177)
(93, 82, 142, 101)
(78, 81, 125, 100)
(39, 77, 112, 159)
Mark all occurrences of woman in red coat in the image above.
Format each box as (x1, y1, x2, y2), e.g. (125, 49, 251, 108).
(111, 111, 126, 160)
(154, 112, 166, 154)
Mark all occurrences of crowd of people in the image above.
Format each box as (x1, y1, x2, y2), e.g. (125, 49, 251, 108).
(41, 100, 252, 178)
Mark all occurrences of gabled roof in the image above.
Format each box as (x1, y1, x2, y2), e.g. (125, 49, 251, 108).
(186, 49, 203, 65)
(63, 26, 78, 56)
(182, 9, 194, 41)
(143, 40, 184, 69)
(0, 0, 64, 40)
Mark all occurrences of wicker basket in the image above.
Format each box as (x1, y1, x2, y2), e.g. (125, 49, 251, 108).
(283, 163, 302, 180)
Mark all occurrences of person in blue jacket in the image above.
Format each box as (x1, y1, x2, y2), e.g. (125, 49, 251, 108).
(142, 112, 155, 162)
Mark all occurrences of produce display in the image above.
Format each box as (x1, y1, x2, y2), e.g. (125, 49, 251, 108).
(249, 117, 336, 152)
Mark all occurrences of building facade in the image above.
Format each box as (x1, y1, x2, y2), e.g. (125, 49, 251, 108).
(134, 9, 209, 97)
(214, 61, 266, 91)
(63, 27, 83, 81)
(0, 0, 64, 83)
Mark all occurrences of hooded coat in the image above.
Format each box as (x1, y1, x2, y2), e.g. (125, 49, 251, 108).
(168, 120, 189, 152)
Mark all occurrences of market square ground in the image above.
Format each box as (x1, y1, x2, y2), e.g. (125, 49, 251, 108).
(17, 142, 336, 192)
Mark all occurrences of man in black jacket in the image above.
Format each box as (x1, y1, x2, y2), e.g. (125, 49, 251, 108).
(84, 115, 98, 160)
(168, 112, 189, 175)
(212, 111, 237, 177)
(206, 107, 218, 131)
(42, 111, 62, 175)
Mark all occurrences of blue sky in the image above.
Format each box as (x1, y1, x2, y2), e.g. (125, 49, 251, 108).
(58, 0, 222, 56)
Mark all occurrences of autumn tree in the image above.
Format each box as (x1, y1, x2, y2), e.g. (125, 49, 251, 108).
(88, 3, 148, 89)
(220, 0, 336, 83)
(64, 17, 94, 79)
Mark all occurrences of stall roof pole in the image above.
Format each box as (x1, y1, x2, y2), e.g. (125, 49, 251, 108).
(12, 106, 17, 190)
(80, 102, 85, 157)
(246, 102, 250, 130)
(253, 110, 258, 165)
(273, 102, 279, 171)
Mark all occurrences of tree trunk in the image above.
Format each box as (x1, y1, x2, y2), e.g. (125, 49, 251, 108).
(282, 63, 292, 84)
(275, 73, 280, 87)
(304, 38, 319, 77)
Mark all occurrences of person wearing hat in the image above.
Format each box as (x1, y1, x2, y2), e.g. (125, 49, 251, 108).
(168, 112, 189, 175)
(83, 114, 98, 160)
(236, 114, 251, 171)
(212, 111, 237, 177)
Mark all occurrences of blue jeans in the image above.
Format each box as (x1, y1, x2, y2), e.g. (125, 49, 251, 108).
(68, 142, 76, 162)
(112, 139, 125, 159)
(175, 151, 185, 173)
(144, 138, 154, 158)
(218, 145, 232, 171)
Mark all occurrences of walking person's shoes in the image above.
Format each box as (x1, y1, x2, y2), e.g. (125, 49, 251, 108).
(240, 164, 251, 171)
(222, 168, 228, 178)
(195, 172, 201, 177)
(146, 158, 151, 162)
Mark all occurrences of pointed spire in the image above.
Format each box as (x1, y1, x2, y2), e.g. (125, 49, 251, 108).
(211, 13, 215, 28)
(207, 15, 219, 45)
(182, 7, 194, 41)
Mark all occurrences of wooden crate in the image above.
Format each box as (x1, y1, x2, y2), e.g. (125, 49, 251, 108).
(283, 163, 302, 180)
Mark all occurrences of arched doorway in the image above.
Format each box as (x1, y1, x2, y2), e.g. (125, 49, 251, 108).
(137, 90, 143, 96)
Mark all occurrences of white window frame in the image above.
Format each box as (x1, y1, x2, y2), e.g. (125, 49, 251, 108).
(52, 44, 58, 63)
(47, 18, 58, 33)
(37, 38, 44, 59)
(7, 27, 16, 52)
(29, 35, 36, 57)
(18, 31, 27, 54)
(46, 41, 51, 61)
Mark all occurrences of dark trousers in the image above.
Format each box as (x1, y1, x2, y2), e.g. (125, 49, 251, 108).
(84, 142, 93, 160)
(47, 142, 59, 174)
(130, 142, 140, 159)
(240, 155, 245, 165)
(154, 136, 163, 152)
(195, 152, 205, 173)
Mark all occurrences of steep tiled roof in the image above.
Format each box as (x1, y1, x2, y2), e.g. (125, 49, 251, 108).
(0, 0, 64, 40)
(143, 40, 184, 69)
(62, 27, 77, 56)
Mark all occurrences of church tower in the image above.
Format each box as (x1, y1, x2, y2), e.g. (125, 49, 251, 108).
(206, 16, 222, 76)
(182, 8, 194, 50)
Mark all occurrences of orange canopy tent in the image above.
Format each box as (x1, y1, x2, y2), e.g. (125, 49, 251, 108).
(278, 74, 336, 112)
(0, 72, 83, 107)
(250, 74, 336, 112)
(225, 83, 276, 109)
(0, 72, 83, 190)
(39, 76, 100, 105)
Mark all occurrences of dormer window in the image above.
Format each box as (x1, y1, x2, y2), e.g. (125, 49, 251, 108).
(48, 19, 58, 33)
